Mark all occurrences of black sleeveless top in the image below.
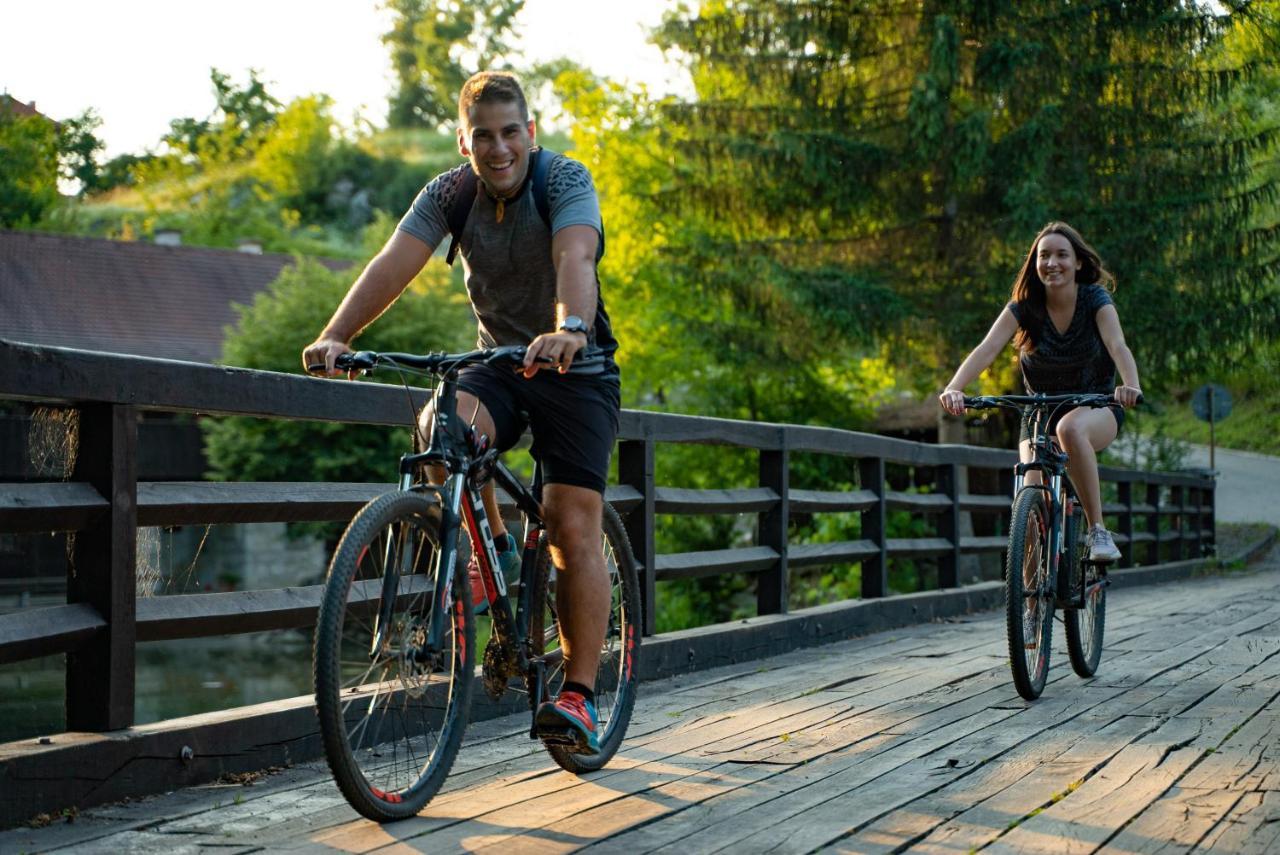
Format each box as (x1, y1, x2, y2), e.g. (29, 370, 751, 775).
(1009, 284, 1116, 395)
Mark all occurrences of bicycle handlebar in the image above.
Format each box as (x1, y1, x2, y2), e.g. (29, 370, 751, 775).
(962, 392, 1142, 411)
(308, 345, 550, 375)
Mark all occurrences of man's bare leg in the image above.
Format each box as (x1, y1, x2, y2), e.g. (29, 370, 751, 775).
(541, 483, 609, 687)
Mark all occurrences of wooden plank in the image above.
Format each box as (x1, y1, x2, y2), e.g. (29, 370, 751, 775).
(958, 536, 1006, 553)
(957, 493, 1009, 513)
(789, 540, 880, 567)
(652, 486, 778, 515)
(885, 490, 951, 513)
(134, 577, 433, 640)
(136, 481, 392, 526)
(0, 603, 105, 664)
(0, 482, 107, 533)
(789, 488, 876, 513)
(653, 546, 779, 580)
(886, 537, 953, 557)
(618, 410, 782, 449)
(0, 338, 425, 424)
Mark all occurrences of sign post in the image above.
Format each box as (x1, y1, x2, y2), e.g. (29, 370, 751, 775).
(1191, 383, 1233, 470)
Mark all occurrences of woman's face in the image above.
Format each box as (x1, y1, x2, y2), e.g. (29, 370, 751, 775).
(1036, 233, 1082, 291)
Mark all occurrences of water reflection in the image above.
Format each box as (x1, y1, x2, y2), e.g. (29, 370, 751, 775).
(0, 629, 315, 744)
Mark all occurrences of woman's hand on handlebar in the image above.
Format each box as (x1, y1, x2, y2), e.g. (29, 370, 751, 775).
(1114, 385, 1143, 408)
(303, 337, 354, 379)
(938, 389, 966, 416)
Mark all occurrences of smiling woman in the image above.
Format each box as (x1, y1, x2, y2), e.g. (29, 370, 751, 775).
(939, 222, 1143, 564)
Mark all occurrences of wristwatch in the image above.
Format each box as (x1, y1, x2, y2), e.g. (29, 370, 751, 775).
(558, 315, 590, 336)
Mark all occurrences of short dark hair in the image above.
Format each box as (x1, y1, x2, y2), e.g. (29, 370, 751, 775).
(458, 71, 529, 125)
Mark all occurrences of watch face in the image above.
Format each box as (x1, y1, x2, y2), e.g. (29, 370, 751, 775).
(560, 315, 588, 334)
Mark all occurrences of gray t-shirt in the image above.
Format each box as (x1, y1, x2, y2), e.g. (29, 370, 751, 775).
(396, 152, 616, 370)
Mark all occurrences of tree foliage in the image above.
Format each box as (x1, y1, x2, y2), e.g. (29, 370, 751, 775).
(651, 0, 1280, 386)
(202, 239, 474, 487)
(0, 107, 59, 227)
(383, 0, 525, 129)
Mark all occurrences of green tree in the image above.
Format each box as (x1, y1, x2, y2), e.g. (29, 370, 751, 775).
(0, 107, 59, 226)
(55, 109, 105, 196)
(383, 0, 525, 129)
(652, 0, 1280, 389)
(203, 239, 474, 487)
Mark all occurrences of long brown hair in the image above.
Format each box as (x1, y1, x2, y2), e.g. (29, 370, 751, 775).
(1010, 222, 1115, 352)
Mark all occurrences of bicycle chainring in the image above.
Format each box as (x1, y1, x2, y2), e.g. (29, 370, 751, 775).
(482, 633, 518, 701)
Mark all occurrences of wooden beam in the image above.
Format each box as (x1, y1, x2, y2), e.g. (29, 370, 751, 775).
(788, 488, 876, 513)
(654, 546, 779, 581)
(756, 438, 789, 615)
(0, 482, 107, 532)
(66, 403, 136, 732)
(653, 486, 779, 515)
(0, 604, 105, 664)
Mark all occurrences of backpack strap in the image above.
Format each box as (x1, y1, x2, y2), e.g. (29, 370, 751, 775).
(444, 167, 478, 267)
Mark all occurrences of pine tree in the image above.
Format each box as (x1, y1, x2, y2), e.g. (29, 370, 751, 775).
(652, 0, 1280, 385)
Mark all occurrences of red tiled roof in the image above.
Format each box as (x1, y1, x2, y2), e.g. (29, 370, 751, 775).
(0, 231, 352, 364)
(0, 95, 46, 121)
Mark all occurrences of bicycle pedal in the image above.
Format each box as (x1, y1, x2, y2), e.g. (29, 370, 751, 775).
(536, 725, 588, 751)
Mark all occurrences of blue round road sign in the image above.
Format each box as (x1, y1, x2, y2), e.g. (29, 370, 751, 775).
(1191, 383, 1232, 422)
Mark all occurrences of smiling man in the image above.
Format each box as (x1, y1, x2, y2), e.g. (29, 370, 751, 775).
(302, 71, 619, 755)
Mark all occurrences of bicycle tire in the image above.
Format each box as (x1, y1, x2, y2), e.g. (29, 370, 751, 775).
(1064, 507, 1107, 677)
(528, 501, 641, 773)
(1006, 488, 1053, 700)
(314, 490, 475, 821)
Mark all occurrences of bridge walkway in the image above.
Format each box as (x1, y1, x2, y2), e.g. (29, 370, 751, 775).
(5, 552, 1279, 854)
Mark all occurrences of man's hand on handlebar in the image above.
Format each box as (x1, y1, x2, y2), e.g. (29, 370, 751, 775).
(521, 331, 587, 378)
(302, 337, 354, 379)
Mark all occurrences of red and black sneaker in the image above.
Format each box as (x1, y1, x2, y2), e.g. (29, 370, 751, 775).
(534, 690, 600, 755)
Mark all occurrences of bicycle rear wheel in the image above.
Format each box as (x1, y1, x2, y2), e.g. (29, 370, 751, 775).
(528, 501, 641, 773)
(314, 491, 475, 821)
(1006, 488, 1053, 700)
(1064, 508, 1107, 677)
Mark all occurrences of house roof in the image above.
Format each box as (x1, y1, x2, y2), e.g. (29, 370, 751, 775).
(0, 230, 352, 364)
(0, 95, 47, 121)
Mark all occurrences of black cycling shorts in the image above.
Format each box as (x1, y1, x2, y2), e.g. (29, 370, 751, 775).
(1019, 402, 1125, 444)
(456, 363, 621, 494)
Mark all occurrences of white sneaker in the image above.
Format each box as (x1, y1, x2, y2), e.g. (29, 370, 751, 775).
(1087, 525, 1121, 563)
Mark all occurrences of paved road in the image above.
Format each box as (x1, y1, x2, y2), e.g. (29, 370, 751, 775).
(1113, 437, 1280, 526)
(6, 551, 1279, 854)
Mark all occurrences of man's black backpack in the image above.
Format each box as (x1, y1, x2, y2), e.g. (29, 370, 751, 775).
(444, 147, 605, 267)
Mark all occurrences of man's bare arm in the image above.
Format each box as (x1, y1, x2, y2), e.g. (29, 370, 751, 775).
(521, 225, 599, 376)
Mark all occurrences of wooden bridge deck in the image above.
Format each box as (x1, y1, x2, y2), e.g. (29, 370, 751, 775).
(5, 553, 1280, 854)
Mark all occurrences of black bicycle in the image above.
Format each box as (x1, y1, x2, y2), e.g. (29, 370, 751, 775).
(310, 346, 641, 822)
(964, 393, 1128, 700)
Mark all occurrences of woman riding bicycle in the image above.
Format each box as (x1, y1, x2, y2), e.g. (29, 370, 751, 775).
(939, 221, 1142, 563)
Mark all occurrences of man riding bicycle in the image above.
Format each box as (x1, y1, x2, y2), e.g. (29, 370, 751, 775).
(303, 70, 618, 754)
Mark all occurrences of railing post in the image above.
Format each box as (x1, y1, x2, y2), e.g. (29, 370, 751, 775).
(756, 431, 789, 615)
(618, 438, 656, 636)
(1204, 474, 1217, 556)
(1171, 484, 1186, 561)
(937, 463, 961, 589)
(859, 457, 888, 598)
(67, 403, 137, 731)
(1118, 480, 1135, 567)
(1145, 482, 1161, 566)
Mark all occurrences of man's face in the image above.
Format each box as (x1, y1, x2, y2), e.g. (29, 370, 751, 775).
(457, 100, 535, 196)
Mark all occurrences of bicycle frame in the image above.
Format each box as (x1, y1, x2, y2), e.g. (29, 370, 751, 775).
(374, 359, 550, 707)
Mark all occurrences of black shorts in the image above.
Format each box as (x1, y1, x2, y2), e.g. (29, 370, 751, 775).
(456, 363, 621, 494)
(1019, 403, 1125, 444)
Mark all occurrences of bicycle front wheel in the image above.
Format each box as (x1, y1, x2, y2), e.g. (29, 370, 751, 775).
(1064, 508, 1107, 677)
(528, 501, 641, 773)
(314, 490, 475, 822)
(1006, 488, 1053, 700)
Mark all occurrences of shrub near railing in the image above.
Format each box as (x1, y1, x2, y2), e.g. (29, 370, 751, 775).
(0, 338, 1215, 735)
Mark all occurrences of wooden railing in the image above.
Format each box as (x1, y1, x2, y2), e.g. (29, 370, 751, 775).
(0, 339, 1216, 733)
